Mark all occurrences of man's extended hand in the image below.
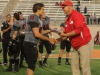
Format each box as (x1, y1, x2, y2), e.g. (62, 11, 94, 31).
(59, 32, 67, 37)
(48, 38, 55, 45)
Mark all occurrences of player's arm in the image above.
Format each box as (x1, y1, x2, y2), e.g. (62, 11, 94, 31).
(49, 31, 53, 38)
(56, 36, 67, 42)
(12, 31, 18, 40)
(12, 25, 20, 40)
(41, 29, 51, 35)
(29, 21, 54, 44)
(2, 20, 13, 33)
(2, 24, 12, 33)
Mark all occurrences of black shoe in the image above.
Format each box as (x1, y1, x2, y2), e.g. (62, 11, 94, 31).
(39, 61, 43, 68)
(19, 64, 27, 68)
(43, 62, 49, 67)
(3, 63, 7, 66)
(65, 61, 71, 65)
(58, 60, 61, 65)
(13, 65, 19, 72)
(3, 68, 12, 72)
(39, 64, 43, 68)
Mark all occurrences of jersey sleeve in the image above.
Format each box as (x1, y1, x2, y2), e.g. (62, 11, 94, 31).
(13, 22, 21, 31)
(27, 15, 39, 28)
(73, 14, 84, 34)
(1, 22, 5, 31)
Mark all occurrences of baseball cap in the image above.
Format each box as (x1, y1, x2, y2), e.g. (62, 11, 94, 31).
(18, 12, 22, 15)
(59, 0, 73, 8)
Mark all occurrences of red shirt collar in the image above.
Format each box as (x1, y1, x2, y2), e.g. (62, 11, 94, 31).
(69, 9, 75, 17)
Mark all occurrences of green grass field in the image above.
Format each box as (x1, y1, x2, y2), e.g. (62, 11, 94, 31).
(0, 45, 100, 75)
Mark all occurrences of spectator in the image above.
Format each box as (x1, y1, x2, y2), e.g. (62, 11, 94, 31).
(94, 31, 100, 44)
(76, 6, 80, 12)
(55, 2, 59, 6)
(77, 0, 80, 6)
(85, 14, 90, 25)
(84, 6, 87, 14)
(97, 17, 100, 24)
(90, 13, 93, 25)
(93, 13, 97, 24)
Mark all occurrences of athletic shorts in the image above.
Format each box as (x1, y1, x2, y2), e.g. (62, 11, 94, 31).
(8, 38, 20, 58)
(23, 41, 38, 69)
(60, 40, 71, 52)
(39, 39, 51, 54)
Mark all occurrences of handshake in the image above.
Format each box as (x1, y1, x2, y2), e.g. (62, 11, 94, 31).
(48, 38, 59, 46)
(50, 28, 63, 34)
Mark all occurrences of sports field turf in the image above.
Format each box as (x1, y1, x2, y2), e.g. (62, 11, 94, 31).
(0, 45, 100, 75)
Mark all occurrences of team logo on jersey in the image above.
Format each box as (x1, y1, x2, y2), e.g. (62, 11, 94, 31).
(16, 21, 19, 24)
(30, 16, 34, 20)
(65, 24, 67, 27)
(21, 21, 26, 30)
(70, 21, 73, 24)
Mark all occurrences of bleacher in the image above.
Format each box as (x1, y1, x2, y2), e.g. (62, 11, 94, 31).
(0, 0, 100, 24)
(10, 0, 99, 21)
(0, 0, 10, 14)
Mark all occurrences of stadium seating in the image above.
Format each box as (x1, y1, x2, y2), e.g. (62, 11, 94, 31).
(0, 0, 100, 23)
(0, 0, 10, 14)
(10, 0, 99, 21)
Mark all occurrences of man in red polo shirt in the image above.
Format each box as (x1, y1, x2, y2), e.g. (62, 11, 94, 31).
(56, 0, 94, 75)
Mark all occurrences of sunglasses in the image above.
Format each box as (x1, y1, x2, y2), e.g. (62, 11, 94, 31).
(61, 5, 68, 9)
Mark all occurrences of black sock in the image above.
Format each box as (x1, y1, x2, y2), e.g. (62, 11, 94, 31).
(8, 59, 14, 69)
(39, 61, 42, 66)
(20, 60, 23, 65)
(43, 58, 47, 63)
(58, 57, 61, 61)
(15, 59, 19, 66)
(66, 58, 68, 62)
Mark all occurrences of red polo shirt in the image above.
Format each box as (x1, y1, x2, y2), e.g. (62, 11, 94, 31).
(64, 9, 92, 49)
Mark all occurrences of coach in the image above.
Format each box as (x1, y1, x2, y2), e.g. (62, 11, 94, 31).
(57, 0, 94, 75)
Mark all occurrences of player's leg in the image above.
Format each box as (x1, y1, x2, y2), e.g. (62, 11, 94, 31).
(43, 40, 51, 67)
(2, 38, 9, 65)
(3, 55, 14, 72)
(19, 37, 26, 67)
(3, 44, 14, 72)
(13, 40, 20, 72)
(13, 54, 20, 72)
(58, 40, 66, 65)
(65, 40, 71, 65)
(38, 40, 44, 68)
(23, 42, 38, 75)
